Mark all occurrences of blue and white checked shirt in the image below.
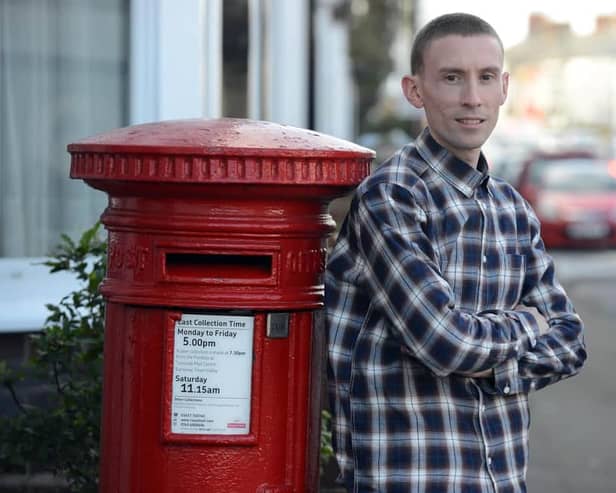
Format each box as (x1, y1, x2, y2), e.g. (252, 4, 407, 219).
(326, 128, 587, 493)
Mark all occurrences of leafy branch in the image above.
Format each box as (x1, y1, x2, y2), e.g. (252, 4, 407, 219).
(0, 223, 106, 492)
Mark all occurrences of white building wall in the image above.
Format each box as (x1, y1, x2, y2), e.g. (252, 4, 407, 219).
(314, 1, 355, 139)
(129, 0, 354, 138)
(130, 0, 218, 124)
(264, 0, 309, 127)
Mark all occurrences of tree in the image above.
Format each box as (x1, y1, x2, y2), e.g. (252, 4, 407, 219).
(348, 0, 405, 134)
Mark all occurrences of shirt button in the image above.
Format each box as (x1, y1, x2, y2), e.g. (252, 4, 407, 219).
(487, 457, 493, 466)
(481, 405, 486, 412)
(530, 381, 537, 390)
(503, 384, 511, 394)
(482, 255, 488, 263)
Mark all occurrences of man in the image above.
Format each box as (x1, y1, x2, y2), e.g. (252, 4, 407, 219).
(326, 12, 586, 493)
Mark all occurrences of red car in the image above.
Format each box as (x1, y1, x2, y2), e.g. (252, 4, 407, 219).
(517, 157, 616, 248)
(515, 151, 596, 203)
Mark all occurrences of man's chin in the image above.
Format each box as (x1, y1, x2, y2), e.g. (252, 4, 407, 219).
(452, 135, 491, 153)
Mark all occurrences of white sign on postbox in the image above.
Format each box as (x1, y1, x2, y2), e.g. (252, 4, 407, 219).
(171, 313, 254, 435)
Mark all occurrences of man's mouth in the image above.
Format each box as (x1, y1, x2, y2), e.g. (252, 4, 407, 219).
(456, 118, 484, 125)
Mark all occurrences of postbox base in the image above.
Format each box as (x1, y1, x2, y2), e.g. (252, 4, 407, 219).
(99, 303, 324, 493)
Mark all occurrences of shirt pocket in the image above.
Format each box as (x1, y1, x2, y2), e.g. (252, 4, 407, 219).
(500, 253, 525, 308)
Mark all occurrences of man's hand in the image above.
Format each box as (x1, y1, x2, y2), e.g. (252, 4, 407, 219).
(467, 368, 493, 379)
(516, 305, 550, 335)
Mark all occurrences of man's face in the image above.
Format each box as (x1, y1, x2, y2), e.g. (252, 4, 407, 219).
(402, 34, 509, 166)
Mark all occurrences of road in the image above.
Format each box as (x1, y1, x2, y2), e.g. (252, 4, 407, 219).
(527, 250, 616, 493)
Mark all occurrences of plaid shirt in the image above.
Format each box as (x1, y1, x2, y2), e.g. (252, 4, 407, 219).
(326, 128, 587, 493)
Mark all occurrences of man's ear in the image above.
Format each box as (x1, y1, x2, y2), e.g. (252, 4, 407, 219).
(401, 75, 424, 109)
(500, 71, 510, 106)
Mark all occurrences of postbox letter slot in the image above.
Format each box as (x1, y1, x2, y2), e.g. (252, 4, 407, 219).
(165, 252, 273, 280)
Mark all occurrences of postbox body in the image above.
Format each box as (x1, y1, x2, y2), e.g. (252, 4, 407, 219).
(68, 119, 372, 493)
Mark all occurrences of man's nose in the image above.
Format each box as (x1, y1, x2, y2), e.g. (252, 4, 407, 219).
(461, 80, 481, 107)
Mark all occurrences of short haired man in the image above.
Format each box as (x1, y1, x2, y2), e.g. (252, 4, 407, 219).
(326, 12, 586, 493)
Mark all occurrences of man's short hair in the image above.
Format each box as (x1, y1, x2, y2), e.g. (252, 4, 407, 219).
(411, 13, 503, 75)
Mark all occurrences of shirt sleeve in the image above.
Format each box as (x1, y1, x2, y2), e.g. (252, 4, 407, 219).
(483, 207, 587, 395)
(352, 182, 538, 377)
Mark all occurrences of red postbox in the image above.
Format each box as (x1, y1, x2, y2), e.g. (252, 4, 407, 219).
(68, 118, 373, 493)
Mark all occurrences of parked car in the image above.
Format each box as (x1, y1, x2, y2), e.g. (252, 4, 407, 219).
(520, 158, 616, 248)
(515, 151, 597, 203)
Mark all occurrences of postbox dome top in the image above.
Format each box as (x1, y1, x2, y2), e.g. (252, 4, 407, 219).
(67, 118, 375, 159)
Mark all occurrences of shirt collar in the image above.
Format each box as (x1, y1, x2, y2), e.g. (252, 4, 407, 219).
(415, 127, 489, 198)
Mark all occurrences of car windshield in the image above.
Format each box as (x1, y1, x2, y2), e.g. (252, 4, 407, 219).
(528, 158, 596, 185)
(540, 162, 616, 192)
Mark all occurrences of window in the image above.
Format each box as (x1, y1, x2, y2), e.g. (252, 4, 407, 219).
(0, 0, 129, 257)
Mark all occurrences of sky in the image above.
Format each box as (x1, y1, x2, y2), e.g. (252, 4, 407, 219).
(419, 0, 616, 48)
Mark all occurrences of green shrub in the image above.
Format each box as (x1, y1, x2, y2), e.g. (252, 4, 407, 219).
(0, 223, 106, 492)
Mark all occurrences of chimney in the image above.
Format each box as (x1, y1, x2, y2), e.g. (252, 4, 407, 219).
(528, 13, 571, 37)
(595, 15, 616, 34)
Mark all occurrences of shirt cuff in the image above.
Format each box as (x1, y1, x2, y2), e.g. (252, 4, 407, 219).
(493, 358, 520, 395)
(509, 309, 539, 351)
(476, 358, 526, 396)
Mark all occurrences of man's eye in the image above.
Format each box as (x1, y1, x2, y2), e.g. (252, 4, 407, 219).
(445, 74, 459, 82)
(481, 73, 496, 81)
